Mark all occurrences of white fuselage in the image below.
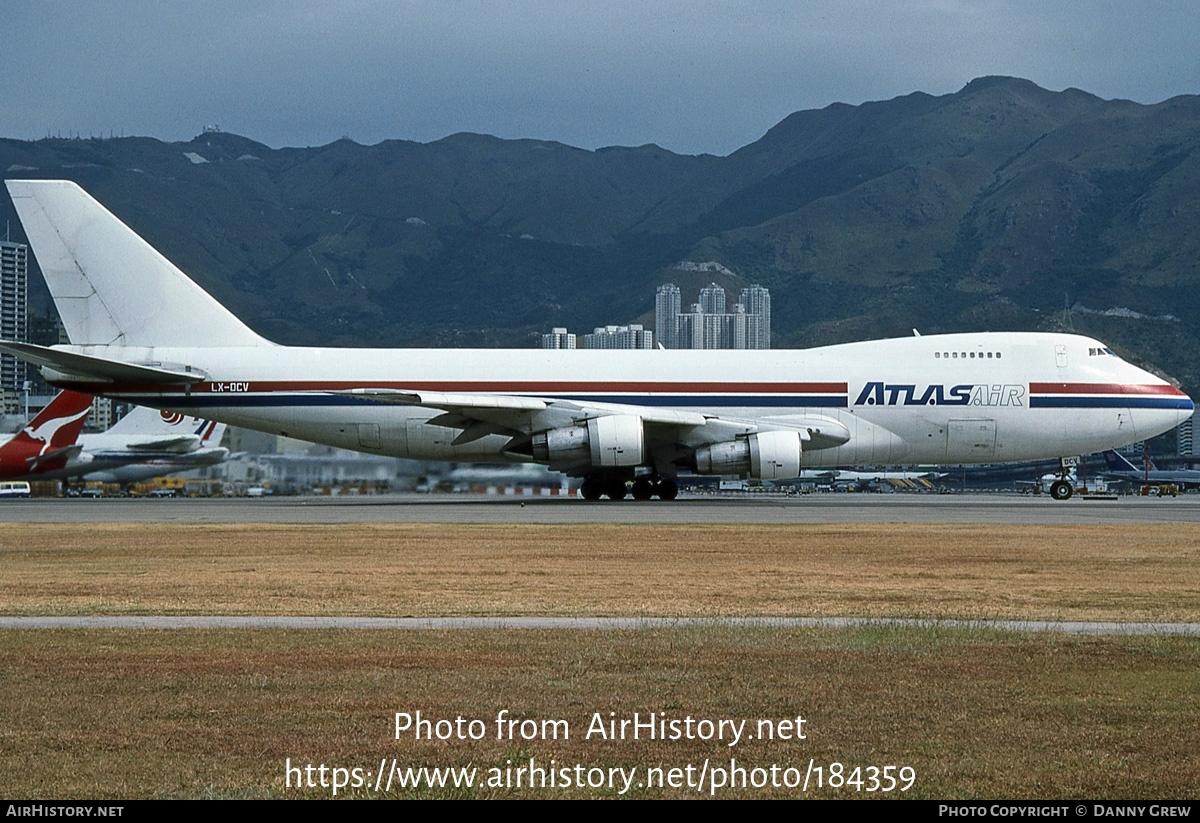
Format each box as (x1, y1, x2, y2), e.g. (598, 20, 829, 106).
(57, 330, 1191, 471)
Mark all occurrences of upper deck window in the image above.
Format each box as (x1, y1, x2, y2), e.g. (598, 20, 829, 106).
(936, 350, 1002, 360)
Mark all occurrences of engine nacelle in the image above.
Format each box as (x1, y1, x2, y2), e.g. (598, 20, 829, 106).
(531, 414, 645, 468)
(693, 430, 802, 480)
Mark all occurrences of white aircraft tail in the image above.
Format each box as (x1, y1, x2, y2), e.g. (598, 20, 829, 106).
(104, 406, 227, 453)
(198, 419, 228, 448)
(4, 180, 267, 348)
(108, 406, 224, 441)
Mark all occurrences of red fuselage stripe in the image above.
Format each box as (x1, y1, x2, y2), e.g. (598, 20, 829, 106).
(1029, 383, 1185, 396)
(65, 381, 851, 395)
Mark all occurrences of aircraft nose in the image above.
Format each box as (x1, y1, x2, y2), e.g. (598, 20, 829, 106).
(1176, 390, 1195, 428)
(1138, 383, 1193, 440)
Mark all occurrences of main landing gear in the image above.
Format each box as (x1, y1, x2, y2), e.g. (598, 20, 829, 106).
(580, 475, 678, 501)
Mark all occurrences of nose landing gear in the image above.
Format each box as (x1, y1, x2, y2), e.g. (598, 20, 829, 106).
(1049, 479, 1074, 500)
(1050, 456, 1078, 500)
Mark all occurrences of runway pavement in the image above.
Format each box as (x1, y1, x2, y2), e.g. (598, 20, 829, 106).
(4, 491, 1200, 524)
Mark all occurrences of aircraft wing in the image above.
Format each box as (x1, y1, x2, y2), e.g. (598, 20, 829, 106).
(337, 389, 711, 429)
(334, 388, 851, 464)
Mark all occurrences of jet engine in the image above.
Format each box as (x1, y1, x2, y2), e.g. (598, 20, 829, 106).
(693, 430, 802, 480)
(531, 414, 644, 468)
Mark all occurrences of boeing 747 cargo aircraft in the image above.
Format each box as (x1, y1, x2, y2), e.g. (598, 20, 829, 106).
(1, 180, 1191, 500)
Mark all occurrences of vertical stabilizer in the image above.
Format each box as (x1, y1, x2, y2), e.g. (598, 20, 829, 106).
(107, 405, 193, 435)
(0, 390, 93, 466)
(1102, 450, 1140, 473)
(4, 180, 267, 348)
(198, 419, 228, 447)
(106, 406, 225, 444)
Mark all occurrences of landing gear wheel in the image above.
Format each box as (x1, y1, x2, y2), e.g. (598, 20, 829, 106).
(580, 477, 604, 500)
(631, 478, 654, 501)
(655, 478, 679, 501)
(605, 478, 628, 500)
(1049, 480, 1073, 501)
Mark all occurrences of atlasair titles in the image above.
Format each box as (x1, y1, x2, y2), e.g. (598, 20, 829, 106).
(854, 383, 1025, 407)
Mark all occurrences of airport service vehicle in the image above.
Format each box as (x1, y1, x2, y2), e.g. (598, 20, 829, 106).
(1, 180, 1192, 500)
(792, 467, 941, 492)
(0, 481, 32, 499)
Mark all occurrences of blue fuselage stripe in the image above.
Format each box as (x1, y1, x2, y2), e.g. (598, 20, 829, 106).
(125, 393, 1195, 412)
(1029, 397, 1194, 410)
(142, 394, 851, 409)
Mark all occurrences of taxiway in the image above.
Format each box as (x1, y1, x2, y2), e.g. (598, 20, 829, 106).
(4, 492, 1200, 525)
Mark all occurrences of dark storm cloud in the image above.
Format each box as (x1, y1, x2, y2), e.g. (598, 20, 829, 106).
(3, 0, 1198, 155)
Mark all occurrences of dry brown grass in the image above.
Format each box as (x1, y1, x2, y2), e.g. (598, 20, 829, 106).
(1, 522, 1198, 621)
(4, 522, 1199, 799)
(1, 628, 1197, 799)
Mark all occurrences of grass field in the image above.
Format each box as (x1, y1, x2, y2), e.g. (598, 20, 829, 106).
(2, 523, 1198, 620)
(2, 522, 1198, 798)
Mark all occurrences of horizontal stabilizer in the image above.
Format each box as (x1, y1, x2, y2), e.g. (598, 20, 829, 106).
(26, 443, 83, 469)
(0, 342, 206, 386)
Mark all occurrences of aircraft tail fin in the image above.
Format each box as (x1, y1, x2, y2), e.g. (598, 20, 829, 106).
(1102, 449, 1140, 473)
(105, 406, 226, 446)
(0, 390, 93, 462)
(107, 405, 192, 436)
(4, 180, 268, 349)
(197, 419, 228, 448)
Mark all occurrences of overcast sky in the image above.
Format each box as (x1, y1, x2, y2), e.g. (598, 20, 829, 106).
(3, 1, 1198, 156)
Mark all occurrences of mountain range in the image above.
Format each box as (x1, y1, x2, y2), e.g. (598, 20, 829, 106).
(3, 75, 1199, 393)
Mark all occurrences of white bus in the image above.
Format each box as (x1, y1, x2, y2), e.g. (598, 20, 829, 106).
(0, 482, 31, 499)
